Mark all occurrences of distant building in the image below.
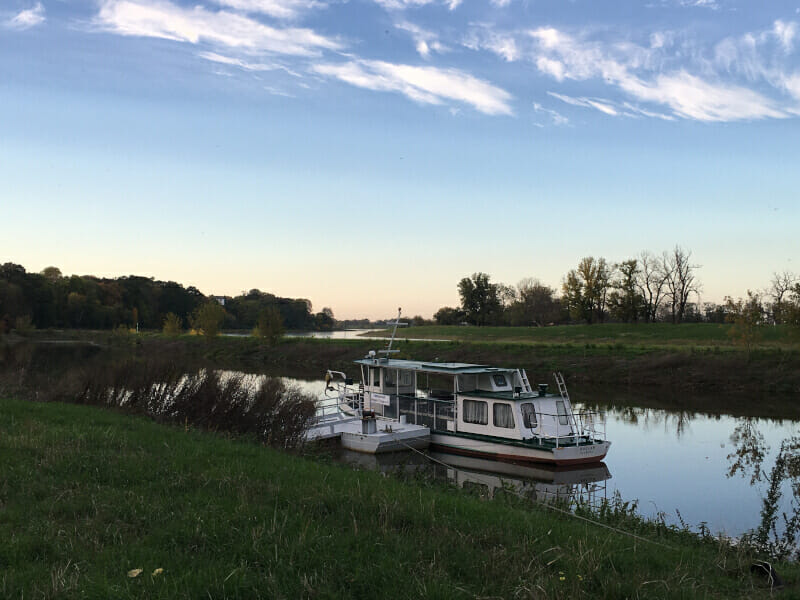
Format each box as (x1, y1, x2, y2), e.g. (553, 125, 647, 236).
(211, 295, 227, 307)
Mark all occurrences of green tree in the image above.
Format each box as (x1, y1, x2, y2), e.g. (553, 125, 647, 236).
(609, 259, 644, 323)
(253, 307, 284, 343)
(192, 301, 226, 337)
(433, 306, 464, 325)
(562, 257, 611, 323)
(508, 278, 561, 326)
(162, 312, 183, 336)
(458, 272, 501, 326)
(725, 290, 764, 361)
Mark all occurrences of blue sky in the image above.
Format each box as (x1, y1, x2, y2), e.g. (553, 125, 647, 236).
(1, 0, 799, 318)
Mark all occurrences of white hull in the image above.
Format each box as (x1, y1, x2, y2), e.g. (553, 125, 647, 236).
(430, 432, 610, 466)
(306, 413, 430, 454)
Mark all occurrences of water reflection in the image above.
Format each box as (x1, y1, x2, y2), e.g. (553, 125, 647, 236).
(726, 421, 800, 559)
(336, 448, 611, 510)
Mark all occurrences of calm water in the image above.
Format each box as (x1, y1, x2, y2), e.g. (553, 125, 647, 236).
(285, 376, 798, 538)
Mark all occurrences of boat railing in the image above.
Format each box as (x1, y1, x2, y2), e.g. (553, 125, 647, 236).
(529, 409, 606, 449)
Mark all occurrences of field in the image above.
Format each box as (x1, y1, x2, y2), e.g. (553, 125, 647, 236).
(366, 323, 799, 349)
(2, 396, 798, 599)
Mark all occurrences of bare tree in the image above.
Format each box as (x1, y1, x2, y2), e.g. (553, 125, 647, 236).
(768, 271, 798, 324)
(636, 251, 669, 322)
(662, 246, 701, 324)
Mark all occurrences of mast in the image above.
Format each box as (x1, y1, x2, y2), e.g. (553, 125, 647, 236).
(378, 307, 407, 360)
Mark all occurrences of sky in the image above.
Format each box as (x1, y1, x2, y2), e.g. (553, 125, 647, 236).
(1, 0, 799, 319)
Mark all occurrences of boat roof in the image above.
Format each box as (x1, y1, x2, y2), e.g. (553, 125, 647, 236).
(354, 358, 513, 376)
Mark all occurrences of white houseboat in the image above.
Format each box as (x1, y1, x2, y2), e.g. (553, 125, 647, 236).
(328, 354, 610, 466)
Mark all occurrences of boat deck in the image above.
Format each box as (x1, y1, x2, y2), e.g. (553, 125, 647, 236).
(306, 412, 430, 454)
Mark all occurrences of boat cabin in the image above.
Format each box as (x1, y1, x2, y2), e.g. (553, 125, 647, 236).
(353, 357, 578, 442)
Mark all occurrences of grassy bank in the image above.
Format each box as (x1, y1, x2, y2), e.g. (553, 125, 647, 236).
(365, 323, 800, 349)
(2, 396, 796, 599)
(5, 329, 800, 415)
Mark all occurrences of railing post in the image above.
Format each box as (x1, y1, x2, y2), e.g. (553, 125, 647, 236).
(434, 401, 437, 431)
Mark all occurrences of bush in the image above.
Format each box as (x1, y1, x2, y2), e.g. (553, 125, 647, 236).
(253, 307, 284, 344)
(162, 312, 183, 336)
(192, 302, 226, 337)
(13, 315, 35, 335)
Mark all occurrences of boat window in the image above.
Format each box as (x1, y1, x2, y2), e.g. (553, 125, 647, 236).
(492, 374, 507, 387)
(462, 399, 488, 425)
(520, 403, 537, 428)
(493, 403, 515, 428)
(370, 368, 381, 388)
(556, 400, 569, 426)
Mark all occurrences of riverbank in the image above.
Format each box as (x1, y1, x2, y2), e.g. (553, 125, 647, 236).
(4, 330, 800, 417)
(2, 396, 795, 599)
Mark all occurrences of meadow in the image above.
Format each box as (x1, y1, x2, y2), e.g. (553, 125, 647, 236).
(366, 323, 799, 349)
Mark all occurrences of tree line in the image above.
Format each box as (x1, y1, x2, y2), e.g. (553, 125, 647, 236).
(434, 247, 800, 327)
(0, 263, 335, 334)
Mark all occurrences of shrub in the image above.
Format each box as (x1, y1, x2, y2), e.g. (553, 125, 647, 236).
(162, 312, 182, 336)
(253, 307, 284, 344)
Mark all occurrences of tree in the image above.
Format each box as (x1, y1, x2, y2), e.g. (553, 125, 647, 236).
(254, 306, 284, 343)
(433, 306, 464, 325)
(562, 257, 612, 323)
(635, 251, 669, 323)
(315, 307, 335, 331)
(192, 301, 226, 337)
(608, 259, 644, 323)
(725, 291, 765, 360)
(663, 246, 701, 324)
(40, 266, 62, 281)
(508, 278, 560, 326)
(458, 273, 501, 325)
(162, 312, 183, 336)
(768, 271, 798, 324)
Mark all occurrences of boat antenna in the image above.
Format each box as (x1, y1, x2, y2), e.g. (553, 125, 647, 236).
(378, 307, 407, 360)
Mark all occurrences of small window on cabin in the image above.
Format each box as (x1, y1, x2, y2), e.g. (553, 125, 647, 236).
(520, 403, 537, 429)
(384, 370, 395, 387)
(370, 369, 381, 387)
(399, 371, 412, 386)
(493, 403, 515, 428)
(556, 400, 569, 426)
(462, 399, 488, 425)
(492, 374, 507, 387)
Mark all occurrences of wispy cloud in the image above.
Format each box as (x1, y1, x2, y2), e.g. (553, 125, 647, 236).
(312, 59, 513, 115)
(5, 2, 45, 30)
(532, 102, 568, 125)
(548, 92, 618, 116)
(373, 0, 461, 12)
(94, 0, 340, 56)
(527, 25, 791, 121)
(463, 26, 519, 62)
(198, 51, 301, 76)
(395, 20, 447, 58)
(210, 0, 323, 20)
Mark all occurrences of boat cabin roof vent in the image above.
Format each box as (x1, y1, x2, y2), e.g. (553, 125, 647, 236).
(538, 383, 548, 397)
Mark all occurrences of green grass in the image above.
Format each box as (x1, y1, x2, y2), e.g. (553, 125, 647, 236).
(367, 323, 799, 349)
(2, 397, 798, 599)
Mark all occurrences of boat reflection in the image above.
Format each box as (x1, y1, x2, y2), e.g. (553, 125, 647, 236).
(336, 449, 611, 509)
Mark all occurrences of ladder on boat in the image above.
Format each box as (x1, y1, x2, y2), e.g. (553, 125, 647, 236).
(516, 369, 533, 393)
(554, 371, 569, 402)
(554, 372, 583, 435)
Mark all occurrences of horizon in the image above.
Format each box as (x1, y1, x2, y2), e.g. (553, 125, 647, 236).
(2, 0, 798, 319)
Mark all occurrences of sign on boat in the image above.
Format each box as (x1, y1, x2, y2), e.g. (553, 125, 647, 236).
(308, 310, 611, 466)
